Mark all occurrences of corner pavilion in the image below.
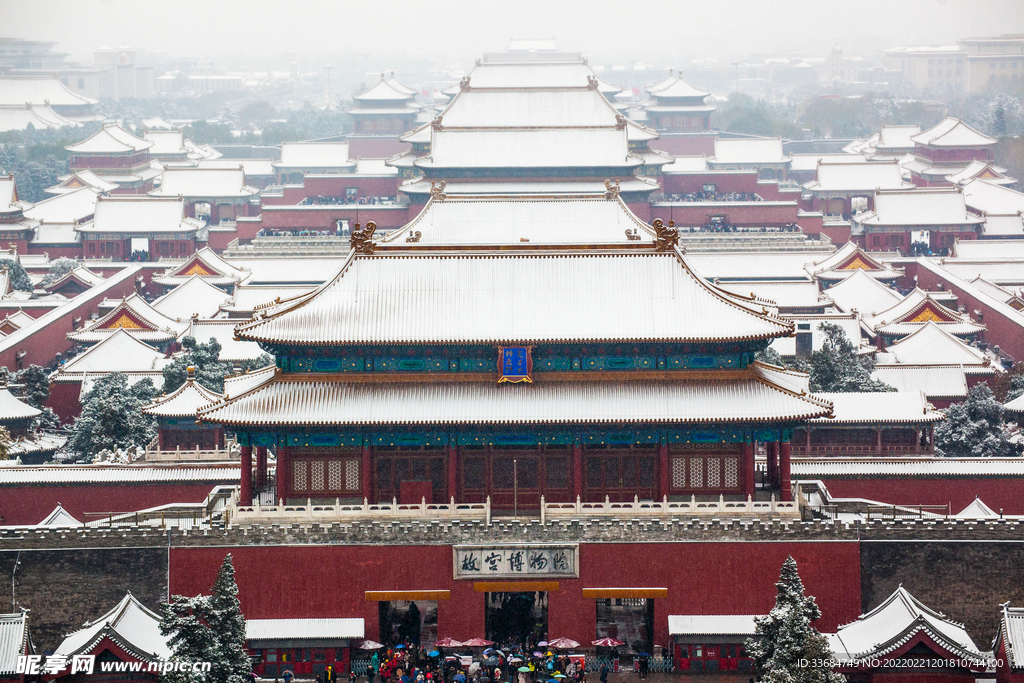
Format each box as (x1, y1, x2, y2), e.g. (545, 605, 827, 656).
(199, 191, 832, 509)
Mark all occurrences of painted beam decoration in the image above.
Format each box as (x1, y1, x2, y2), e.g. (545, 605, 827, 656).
(454, 544, 578, 579)
(498, 346, 533, 384)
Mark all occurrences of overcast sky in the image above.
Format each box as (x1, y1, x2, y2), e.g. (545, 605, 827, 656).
(5, 0, 1024, 69)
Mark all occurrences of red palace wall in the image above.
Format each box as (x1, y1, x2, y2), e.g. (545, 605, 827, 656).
(346, 137, 412, 159)
(908, 261, 1024, 361)
(47, 381, 82, 423)
(660, 171, 759, 196)
(26, 245, 84, 259)
(258, 206, 411, 232)
(170, 541, 861, 648)
(648, 133, 718, 156)
(0, 482, 231, 525)
(650, 201, 799, 227)
(818, 477, 1024, 515)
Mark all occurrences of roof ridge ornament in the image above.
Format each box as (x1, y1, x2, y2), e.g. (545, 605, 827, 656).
(431, 115, 444, 131)
(430, 180, 447, 201)
(652, 218, 679, 252)
(406, 231, 422, 243)
(614, 114, 627, 130)
(587, 75, 599, 90)
(603, 179, 620, 200)
(350, 221, 377, 255)
(460, 76, 471, 91)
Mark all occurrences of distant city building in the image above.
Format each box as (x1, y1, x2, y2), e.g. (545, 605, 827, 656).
(885, 34, 1024, 93)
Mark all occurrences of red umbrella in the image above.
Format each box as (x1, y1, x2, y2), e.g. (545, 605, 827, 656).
(547, 638, 580, 649)
(462, 638, 495, 647)
(435, 638, 464, 648)
(591, 638, 624, 648)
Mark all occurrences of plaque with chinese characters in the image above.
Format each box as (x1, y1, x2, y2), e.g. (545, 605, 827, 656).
(497, 346, 533, 384)
(453, 544, 578, 579)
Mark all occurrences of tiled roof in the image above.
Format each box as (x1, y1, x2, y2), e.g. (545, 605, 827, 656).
(999, 605, 1024, 669)
(79, 196, 201, 235)
(66, 124, 152, 154)
(275, 142, 354, 169)
(178, 319, 266, 362)
(855, 189, 984, 228)
(53, 593, 171, 662)
(793, 457, 1024, 477)
(398, 177, 659, 196)
(380, 195, 655, 246)
(0, 612, 28, 676)
(0, 104, 80, 132)
(150, 166, 258, 199)
(67, 293, 187, 344)
(151, 275, 232, 321)
(867, 288, 985, 336)
(808, 391, 943, 424)
(152, 246, 249, 287)
(804, 160, 911, 193)
(415, 128, 641, 170)
(871, 365, 969, 398)
(143, 129, 186, 156)
(806, 242, 904, 282)
(0, 386, 41, 421)
(710, 137, 788, 165)
(144, 377, 223, 418)
(824, 269, 903, 315)
(911, 117, 996, 148)
(0, 75, 97, 106)
(58, 328, 168, 375)
(877, 321, 989, 366)
(23, 186, 101, 224)
(199, 372, 833, 427)
(961, 178, 1024, 215)
(236, 250, 795, 346)
(0, 465, 239, 485)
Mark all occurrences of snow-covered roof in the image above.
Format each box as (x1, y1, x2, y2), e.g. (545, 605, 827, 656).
(998, 605, 1024, 669)
(79, 196, 200, 235)
(0, 385, 40, 421)
(876, 321, 990, 367)
(769, 315, 864, 358)
(197, 158, 276, 177)
(0, 465, 238, 485)
(855, 189, 983, 228)
(871, 365, 970, 398)
(221, 285, 314, 315)
(143, 375, 223, 418)
(399, 177, 659, 197)
(961, 178, 1024, 215)
(23, 186, 100, 224)
(436, 87, 631, 129)
(646, 74, 709, 100)
(719, 280, 825, 310)
(806, 242, 904, 282)
(274, 142, 354, 170)
(953, 239, 1024, 260)
(246, 619, 365, 642)
(946, 160, 1016, 186)
(37, 503, 83, 527)
(982, 215, 1024, 237)
(804, 160, 911, 193)
(793, 457, 1024, 477)
(0, 104, 79, 132)
(152, 247, 249, 287)
(414, 128, 640, 170)
(710, 137, 788, 165)
(45, 169, 118, 195)
(352, 158, 399, 176)
(826, 586, 986, 667)
(66, 124, 152, 154)
(825, 269, 903, 315)
(0, 612, 28, 676)
(59, 328, 168, 374)
(660, 155, 709, 173)
(150, 166, 258, 199)
(43, 266, 105, 293)
(0, 75, 97, 107)
(223, 365, 277, 400)
(380, 195, 655, 246)
(668, 615, 757, 636)
(53, 593, 171, 662)
(0, 310, 36, 331)
(867, 288, 985, 337)
(467, 62, 601, 89)
(1004, 393, 1024, 414)
(911, 117, 996, 148)
(235, 249, 794, 347)
(67, 293, 187, 344)
(954, 497, 999, 519)
(808, 391, 942, 424)
(143, 129, 186, 156)
(876, 124, 921, 150)
(788, 153, 866, 173)
(179, 319, 265, 362)
(151, 274, 232, 321)
(199, 367, 832, 427)
(354, 76, 415, 102)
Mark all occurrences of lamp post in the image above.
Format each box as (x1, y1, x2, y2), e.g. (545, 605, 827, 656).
(11, 551, 20, 610)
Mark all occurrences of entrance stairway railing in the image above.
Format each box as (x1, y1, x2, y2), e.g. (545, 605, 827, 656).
(540, 494, 798, 522)
(228, 495, 492, 525)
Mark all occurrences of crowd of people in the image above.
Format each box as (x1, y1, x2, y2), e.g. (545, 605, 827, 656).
(358, 644, 591, 683)
(661, 191, 760, 203)
(300, 195, 396, 206)
(674, 222, 802, 234)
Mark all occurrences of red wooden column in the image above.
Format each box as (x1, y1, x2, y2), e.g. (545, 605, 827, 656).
(658, 443, 670, 500)
(780, 440, 792, 502)
(277, 446, 291, 504)
(255, 446, 267, 488)
(743, 440, 755, 500)
(361, 446, 372, 503)
(447, 445, 459, 503)
(766, 441, 779, 492)
(572, 443, 583, 502)
(239, 446, 253, 506)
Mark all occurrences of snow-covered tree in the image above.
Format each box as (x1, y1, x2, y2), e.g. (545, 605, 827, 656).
(0, 426, 12, 460)
(68, 373, 157, 458)
(207, 555, 251, 683)
(160, 595, 217, 683)
(934, 383, 1021, 458)
(160, 555, 251, 683)
(164, 336, 273, 394)
(746, 557, 844, 683)
(40, 257, 79, 286)
(807, 323, 894, 393)
(0, 259, 33, 292)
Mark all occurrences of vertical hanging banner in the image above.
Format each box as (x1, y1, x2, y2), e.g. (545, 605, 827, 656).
(497, 346, 533, 384)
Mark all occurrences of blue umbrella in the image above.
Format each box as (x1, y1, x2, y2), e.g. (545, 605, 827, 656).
(454, 675, 466, 682)
(394, 645, 405, 649)
(429, 651, 440, 658)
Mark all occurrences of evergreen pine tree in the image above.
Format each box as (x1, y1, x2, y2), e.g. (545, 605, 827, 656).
(934, 383, 1021, 457)
(808, 323, 894, 393)
(746, 557, 844, 683)
(207, 555, 252, 683)
(160, 595, 217, 683)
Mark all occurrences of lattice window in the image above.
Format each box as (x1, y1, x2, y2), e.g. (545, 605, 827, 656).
(725, 458, 739, 488)
(689, 458, 703, 488)
(345, 460, 360, 491)
(707, 458, 721, 488)
(671, 458, 686, 489)
(310, 460, 325, 491)
(328, 460, 343, 491)
(293, 460, 308, 492)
